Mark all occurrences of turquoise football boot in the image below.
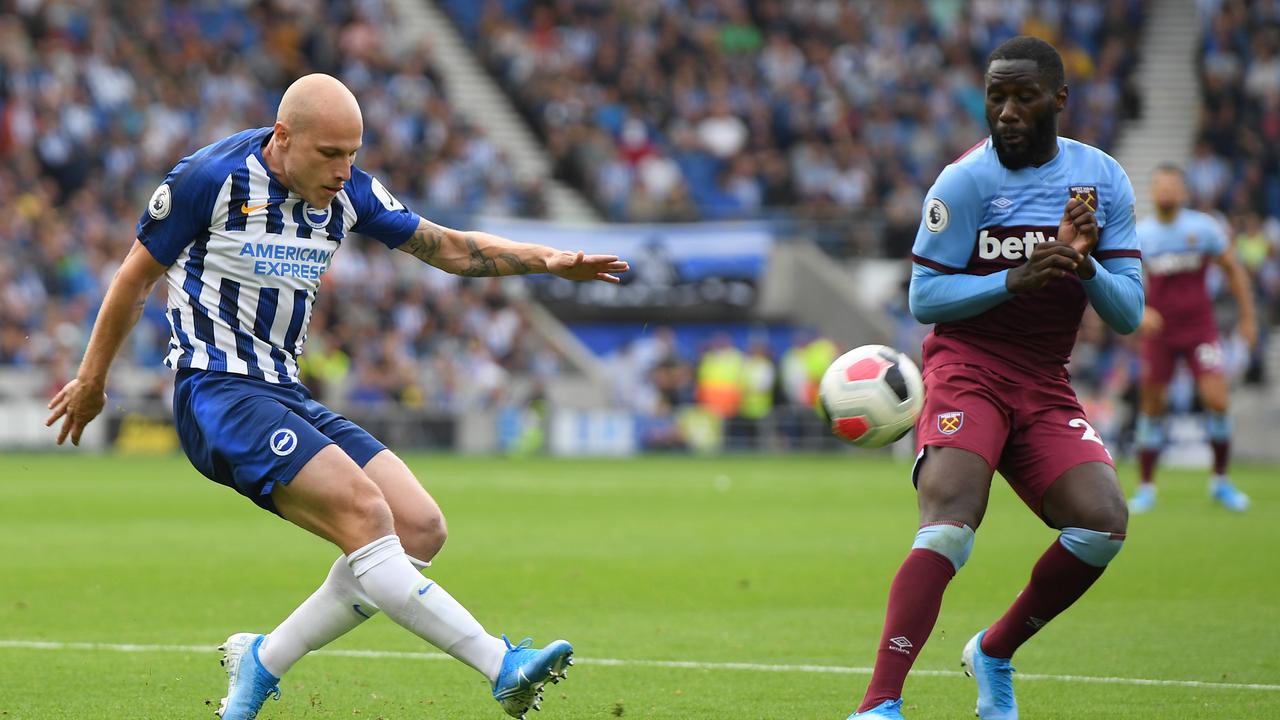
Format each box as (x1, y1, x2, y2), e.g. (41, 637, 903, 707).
(216, 633, 280, 719)
(962, 630, 1017, 720)
(492, 635, 574, 719)
(848, 698, 906, 718)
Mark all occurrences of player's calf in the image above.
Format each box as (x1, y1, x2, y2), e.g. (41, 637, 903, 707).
(853, 522, 975, 715)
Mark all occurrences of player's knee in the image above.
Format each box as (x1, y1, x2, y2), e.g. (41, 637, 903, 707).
(341, 482, 396, 546)
(911, 522, 975, 572)
(1059, 526, 1125, 568)
(399, 510, 448, 563)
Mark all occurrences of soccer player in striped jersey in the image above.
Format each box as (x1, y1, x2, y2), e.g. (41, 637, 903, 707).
(1129, 165, 1257, 513)
(47, 74, 627, 720)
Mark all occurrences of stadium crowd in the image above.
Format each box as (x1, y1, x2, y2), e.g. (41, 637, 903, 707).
(0, 0, 558, 408)
(451, 0, 1145, 253)
(2, 0, 1278, 433)
(1195, 0, 1280, 350)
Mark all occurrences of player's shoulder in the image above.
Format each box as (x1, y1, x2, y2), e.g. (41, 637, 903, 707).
(1181, 207, 1229, 237)
(930, 138, 997, 197)
(174, 127, 273, 186)
(1060, 138, 1130, 182)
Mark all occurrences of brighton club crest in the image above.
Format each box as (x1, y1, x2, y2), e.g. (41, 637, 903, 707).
(1068, 185, 1098, 212)
(937, 411, 964, 435)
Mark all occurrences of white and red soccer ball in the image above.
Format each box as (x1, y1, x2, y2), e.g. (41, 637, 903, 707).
(818, 344, 925, 448)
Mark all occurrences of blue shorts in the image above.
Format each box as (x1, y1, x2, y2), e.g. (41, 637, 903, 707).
(173, 369, 386, 515)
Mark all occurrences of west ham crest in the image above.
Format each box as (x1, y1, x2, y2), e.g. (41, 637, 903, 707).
(937, 411, 964, 435)
(1069, 185, 1098, 212)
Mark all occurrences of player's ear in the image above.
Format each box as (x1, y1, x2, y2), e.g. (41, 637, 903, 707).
(1054, 84, 1068, 113)
(273, 120, 290, 149)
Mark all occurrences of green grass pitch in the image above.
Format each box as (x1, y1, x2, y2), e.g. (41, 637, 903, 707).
(1, 452, 1277, 719)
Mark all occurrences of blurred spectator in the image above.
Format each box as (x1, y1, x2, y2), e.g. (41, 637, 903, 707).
(453, 0, 1145, 241)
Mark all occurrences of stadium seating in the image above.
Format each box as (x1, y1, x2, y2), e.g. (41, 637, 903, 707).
(447, 0, 1147, 241)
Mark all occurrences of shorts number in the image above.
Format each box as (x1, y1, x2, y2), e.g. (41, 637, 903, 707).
(1195, 342, 1224, 370)
(1068, 418, 1112, 458)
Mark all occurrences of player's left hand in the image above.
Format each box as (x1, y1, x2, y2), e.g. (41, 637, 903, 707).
(548, 250, 629, 283)
(1059, 197, 1099, 257)
(45, 377, 108, 446)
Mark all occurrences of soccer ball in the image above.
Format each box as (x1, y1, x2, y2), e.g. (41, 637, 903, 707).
(818, 344, 925, 448)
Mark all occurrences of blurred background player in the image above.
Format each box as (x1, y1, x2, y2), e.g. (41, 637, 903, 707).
(849, 37, 1143, 720)
(1130, 164, 1257, 513)
(46, 73, 626, 720)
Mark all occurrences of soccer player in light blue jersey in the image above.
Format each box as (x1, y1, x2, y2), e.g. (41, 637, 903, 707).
(1130, 165, 1257, 513)
(848, 38, 1143, 720)
(47, 74, 628, 720)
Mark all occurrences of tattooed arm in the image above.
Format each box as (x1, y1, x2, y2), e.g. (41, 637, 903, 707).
(397, 218, 629, 282)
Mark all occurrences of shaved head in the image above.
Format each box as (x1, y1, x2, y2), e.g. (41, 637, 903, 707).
(277, 73, 362, 136)
(263, 74, 363, 208)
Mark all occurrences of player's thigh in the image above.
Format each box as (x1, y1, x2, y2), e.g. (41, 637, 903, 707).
(1177, 338, 1229, 411)
(272, 444, 394, 555)
(1138, 382, 1168, 416)
(1139, 337, 1176, 391)
(999, 393, 1116, 523)
(1040, 462, 1127, 534)
(912, 363, 1008, 529)
(362, 449, 448, 562)
(914, 447, 995, 530)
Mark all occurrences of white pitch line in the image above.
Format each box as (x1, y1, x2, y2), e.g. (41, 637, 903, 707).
(2, 639, 1277, 693)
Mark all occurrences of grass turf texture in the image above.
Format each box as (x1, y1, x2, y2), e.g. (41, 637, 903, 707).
(1, 453, 1277, 719)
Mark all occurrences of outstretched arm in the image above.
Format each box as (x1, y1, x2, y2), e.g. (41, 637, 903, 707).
(397, 218, 628, 282)
(1215, 247, 1258, 349)
(46, 240, 169, 444)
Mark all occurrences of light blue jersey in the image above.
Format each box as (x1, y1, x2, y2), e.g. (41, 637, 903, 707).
(908, 137, 1144, 373)
(1137, 208, 1225, 343)
(137, 127, 421, 384)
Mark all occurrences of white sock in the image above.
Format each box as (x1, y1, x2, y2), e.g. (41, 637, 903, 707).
(259, 555, 381, 677)
(348, 535, 506, 683)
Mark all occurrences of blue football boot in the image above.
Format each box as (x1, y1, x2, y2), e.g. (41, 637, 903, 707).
(847, 698, 905, 718)
(217, 633, 281, 719)
(492, 635, 574, 719)
(1128, 483, 1156, 513)
(962, 630, 1017, 720)
(1210, 477, 1250, 512)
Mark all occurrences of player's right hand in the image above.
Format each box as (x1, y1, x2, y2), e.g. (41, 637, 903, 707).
(45, 377, 108, 446)
(1005, 240, 1082, 293)
(1138, 306, 1164, 336)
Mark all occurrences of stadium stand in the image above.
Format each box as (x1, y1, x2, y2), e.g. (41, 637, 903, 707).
(3, 0, 1278, 454)
(446, 0, 1145, 254)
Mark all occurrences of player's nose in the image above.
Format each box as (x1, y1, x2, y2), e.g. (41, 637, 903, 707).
(997, 99, 1022, 125)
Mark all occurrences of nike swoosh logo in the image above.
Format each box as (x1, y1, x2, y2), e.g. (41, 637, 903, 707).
(241, 202, 270, 214)
(417, 581, 435, 596)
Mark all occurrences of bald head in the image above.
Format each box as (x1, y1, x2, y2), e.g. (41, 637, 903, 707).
(263, 74, 363, 208)
(277, 73, 362, 136)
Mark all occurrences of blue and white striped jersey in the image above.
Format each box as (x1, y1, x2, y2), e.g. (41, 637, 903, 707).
(137, 127, 421, 384)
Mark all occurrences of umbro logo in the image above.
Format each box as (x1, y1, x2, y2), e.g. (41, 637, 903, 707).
(888, 636, 913, 654)
(991, 197, 1013, 212)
